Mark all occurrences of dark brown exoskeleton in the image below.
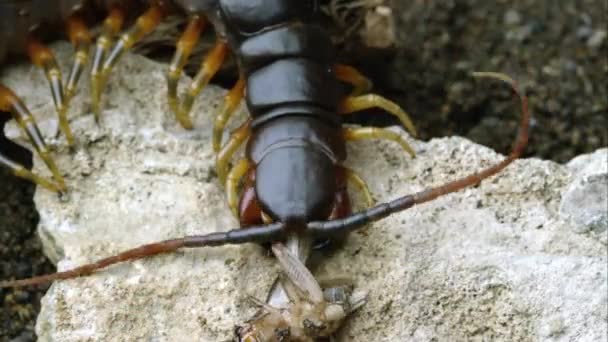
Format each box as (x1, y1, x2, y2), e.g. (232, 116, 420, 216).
(0, 1, 530, 341)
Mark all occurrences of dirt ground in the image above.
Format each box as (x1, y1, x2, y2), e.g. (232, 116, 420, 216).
(1, 0, 606, 340)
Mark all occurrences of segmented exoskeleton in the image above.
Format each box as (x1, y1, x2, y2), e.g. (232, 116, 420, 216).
(0, 1, 530, 341)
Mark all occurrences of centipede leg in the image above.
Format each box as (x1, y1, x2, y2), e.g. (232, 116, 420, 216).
(308, 72, 530, 236)
(213, 76, 245, 152)
(65, 13, 92, 102)
(0, 153, 62, 192)
(216, 119, 251, 184)
(26, 38, 74, 146)
(178, 39, 229, 129)
(226, 158, 251, 217)
(92, 4, 165, 120)
(339, 94, 417, 138)
(334, 64, 373, 96)
(343, 126, 416, 158)
(343, 166, 374, 208)
(0, 85, 65, 192)
(167, 15, 207, 122)
(90, 4, 125, 121)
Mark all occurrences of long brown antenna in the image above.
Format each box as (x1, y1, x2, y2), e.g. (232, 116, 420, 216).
(307, 72, 530, 236)
(0, 223, 285, 288)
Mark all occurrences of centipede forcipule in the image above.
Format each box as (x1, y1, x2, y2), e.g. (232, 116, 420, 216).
(1, 1, 530, 341)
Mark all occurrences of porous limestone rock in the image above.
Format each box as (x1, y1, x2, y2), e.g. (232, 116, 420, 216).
(3, 43, 607, 341)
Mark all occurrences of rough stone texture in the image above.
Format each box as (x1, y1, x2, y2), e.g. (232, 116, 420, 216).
(560, 149, 608, 235)
(3, 43, 607, 341)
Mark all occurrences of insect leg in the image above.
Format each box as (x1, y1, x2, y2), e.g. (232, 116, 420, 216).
(167, 15, 207, 121)
(226, 158, 251, 217)
(343, 126, 416, 158)
(339, 94, 417, 138)
(0, 222, 286, 288)
(64, 13, 92, 102)
(271, 243, 324, 304)
(334, 64, 373, 96)
(26, 38, 73, 146)
(177, 39, 229, 129)
(92, 3, 166, 120)
(213, 76, 246, 152)
(90, 4, 125, 121)
(308, 72, 530, 237)
(0, 85, 65, 192)
(216, 119, 251, 184)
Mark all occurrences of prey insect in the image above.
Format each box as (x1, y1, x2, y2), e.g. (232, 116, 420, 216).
(0, 0, 530, 340)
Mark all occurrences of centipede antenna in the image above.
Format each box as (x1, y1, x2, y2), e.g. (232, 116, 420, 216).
(0, 223, 285, 288)
(308, 72, 530, 236)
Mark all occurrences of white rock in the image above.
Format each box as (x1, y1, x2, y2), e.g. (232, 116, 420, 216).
(2, 43, 607, 342)
(560, 149, 608, 235)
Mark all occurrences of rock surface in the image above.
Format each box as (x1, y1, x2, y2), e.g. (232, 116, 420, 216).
(3, 43, 607, 341)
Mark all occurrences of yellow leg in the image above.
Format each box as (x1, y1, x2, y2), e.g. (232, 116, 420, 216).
(92, 4, 165, 120)
(334, 64, 372, 96)
(177, 40, 229, 129)
(226, 159, 251, 217)
(65, 13, 92, 102)
(26, 39, 74, 146)
(167, 15, 207, 120)
(216, 119, 251, 184)
(343, 167, 374, 208)
(90, 4, 125, 121)
(339, 95, 417, 138)
(0, 84, 66, 192)
(343, 126, 415, 158)
(0, 153, 61, 192)
(213, 76, 245, 152)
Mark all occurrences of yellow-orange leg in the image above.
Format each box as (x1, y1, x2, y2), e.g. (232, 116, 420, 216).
(0, 85, 65, 192)
(343, 167, 374, 208)
(65, 13, 92, 102)
(92, 4, 165, 120)
(226, 158, 251, 217)
(213, 76, 245, 152)
(343, 126, 416, 158)
(167, 15, 207, 121)
(90, 4, 125, 121)
(216, 119, 251, 184)
(334, 64, 373, 96)
(339, 95, 417, 138)
(177, 40, 229, 129)
(26, 39, 74, 146)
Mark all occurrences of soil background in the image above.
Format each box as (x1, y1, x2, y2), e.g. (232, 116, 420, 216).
(1, 0, 606, 340)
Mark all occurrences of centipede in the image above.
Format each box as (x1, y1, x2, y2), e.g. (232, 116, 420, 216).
(0, 1, 530, 341)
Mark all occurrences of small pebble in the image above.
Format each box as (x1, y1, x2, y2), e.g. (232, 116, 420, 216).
(587, 30, 607, 48)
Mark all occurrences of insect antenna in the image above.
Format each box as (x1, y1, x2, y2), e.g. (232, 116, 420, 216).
(307, 72, 530, 237)
(0, 223, 286, 288)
